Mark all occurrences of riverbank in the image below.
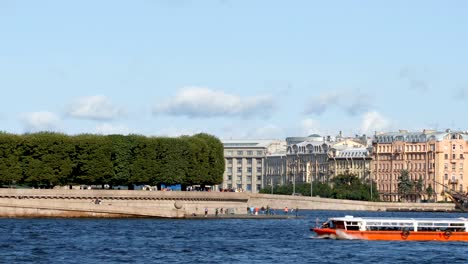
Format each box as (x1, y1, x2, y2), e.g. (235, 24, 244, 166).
(0, 189, 456, 218)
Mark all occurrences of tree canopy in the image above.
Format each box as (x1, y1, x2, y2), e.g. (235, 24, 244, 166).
(260, 173, 379, 201)
(0, 132, 224, 189)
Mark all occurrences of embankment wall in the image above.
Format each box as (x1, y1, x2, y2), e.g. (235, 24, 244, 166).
(0, 189, 455, 218)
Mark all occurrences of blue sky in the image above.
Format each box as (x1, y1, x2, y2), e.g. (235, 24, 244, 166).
(1, 0, 468, 139)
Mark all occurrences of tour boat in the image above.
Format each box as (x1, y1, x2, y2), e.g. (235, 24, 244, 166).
(311, 215, 468, 241)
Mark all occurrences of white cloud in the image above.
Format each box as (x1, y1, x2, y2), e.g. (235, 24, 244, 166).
(305, 90, 373, 116)
(399, 68, 430, 92)
(153, 87, 275, 118)
(360, 111, 390, 134)
(21, 111, 61, 132)
(300, 118, 321, 136)
(95, 123, 131, 135)
(67, 95, 124, 120)
(250, 124, 285, 139)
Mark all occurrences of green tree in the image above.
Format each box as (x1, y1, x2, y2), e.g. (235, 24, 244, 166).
(72, 134, 113, 186)
(20, 133, 74, 188)
(398, 169, 414, 202)
(0, 133, 23, 187)
(192, 133, 225, 186)
(426, 184, 434, 201)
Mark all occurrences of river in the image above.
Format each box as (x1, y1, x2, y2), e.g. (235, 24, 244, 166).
(1, 210, 467, 263)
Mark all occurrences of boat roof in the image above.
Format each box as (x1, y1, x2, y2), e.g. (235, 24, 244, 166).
(329, 216, 468, 223)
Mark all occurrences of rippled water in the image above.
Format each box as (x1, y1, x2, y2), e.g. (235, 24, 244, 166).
(1, 210, 468, 263)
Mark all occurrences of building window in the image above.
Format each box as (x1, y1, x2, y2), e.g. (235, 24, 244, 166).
(257, 175, 261, 181)
(227, 167, 233, 173)
(453, 154, 456, 160)
(237, 175, 242, 181)
(256, 158, 262, 164)
(257, 151, 263, 155)
(228, 175, 232, 180)
(257, 167, 262, 173)
(461, 173, 464, 180)
(461, 163, 464, 170)
(227, 151, 233, 156)
(461, 154, 464, 159)
(461, 145, 464, 150)
(227, 158, 233, 165)
(247, 159, 252, 165)
(237, 167, 242, 173)
(452, 163, 456, 170)
(247, 175, 252, 182)
(445, 173, 448, 180)
(453, 144, 456, 150)
(256, 184, 261, 191)
(237, 151, 243, 155)
(445, 154, 448, 160)
(247, 150, 253, 155)
(247, 167, 252, 173)
(237, 184, 242, 190)
(445, 163, 448, 170)
(246, 184, 252, 191)
(227, 184, 232, 189)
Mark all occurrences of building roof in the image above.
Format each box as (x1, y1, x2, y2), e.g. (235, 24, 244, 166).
(222, 139, 286, 150)
(373, 130, 468, 143)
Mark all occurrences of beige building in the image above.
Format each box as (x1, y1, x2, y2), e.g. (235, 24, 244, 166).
(222, 140, 286, 193)
(266, 134, 370, 191)
(372, 129, 468, 202)
(328, 147, 372, 180)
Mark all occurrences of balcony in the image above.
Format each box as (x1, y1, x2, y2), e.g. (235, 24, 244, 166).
(449, 179, 458, 184)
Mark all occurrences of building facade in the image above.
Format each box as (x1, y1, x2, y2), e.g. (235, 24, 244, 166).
(372, 129, 468, 202)
(264, 134, 370, 193)
(222, 140, 286, 193)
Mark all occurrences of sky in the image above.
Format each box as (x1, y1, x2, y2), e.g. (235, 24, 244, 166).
(1, 0, 468, 140)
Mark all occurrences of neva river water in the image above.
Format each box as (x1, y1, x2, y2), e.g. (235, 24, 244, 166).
(1, 210, 468, 264)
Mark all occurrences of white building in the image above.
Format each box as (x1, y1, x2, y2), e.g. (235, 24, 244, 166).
(221, 139, 286, 193)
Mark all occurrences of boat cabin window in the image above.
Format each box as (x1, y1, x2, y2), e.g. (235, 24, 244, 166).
(365, 221, 414, 231)
(332, 221, 345, 229)
(416, 222, 466, 232)
(345, 221, 360, 231)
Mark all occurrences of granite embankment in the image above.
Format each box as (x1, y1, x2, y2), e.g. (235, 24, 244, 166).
(0, 189, 455, 218)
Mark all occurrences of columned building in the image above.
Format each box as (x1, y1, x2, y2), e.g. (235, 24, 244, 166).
(328, 147, 372, 181)
(372, 129, 468, 202)
(284, 135, 368, 186)
(222, 140, 286, 193)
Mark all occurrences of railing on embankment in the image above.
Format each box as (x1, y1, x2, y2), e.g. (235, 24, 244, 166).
(248, 194, 456, 212)
(0, 189, 456, 218)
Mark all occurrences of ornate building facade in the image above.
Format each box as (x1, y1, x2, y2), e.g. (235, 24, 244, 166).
(372, 130, 468, 202)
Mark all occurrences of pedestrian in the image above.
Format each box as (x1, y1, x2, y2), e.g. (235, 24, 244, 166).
(215, 208, 219, 217)
(295, 207, 299, 217)
(204, 207, 208, 217)
(284, 207, 288, 215)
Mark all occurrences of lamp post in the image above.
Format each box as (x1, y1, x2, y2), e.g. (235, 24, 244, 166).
(270, 171, 273, 194)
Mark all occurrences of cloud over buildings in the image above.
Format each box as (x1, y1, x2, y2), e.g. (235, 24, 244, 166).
(21, 111, 61, 132)
(399, 68, 430, 92)
(360, 111, 390, 134)
(153, 87, 275, 118)
(304, 90, 373, 116)
(66, 96, 125, 121)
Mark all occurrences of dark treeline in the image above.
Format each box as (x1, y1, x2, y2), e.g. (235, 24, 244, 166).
(260, 173, 379, 201)
(0, 132, 225, 189)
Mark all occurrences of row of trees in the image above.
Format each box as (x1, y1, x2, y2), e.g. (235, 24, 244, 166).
(398, 169, 434, 202)
(0, 132, 225, 189)
(260, 173, 379, 201)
